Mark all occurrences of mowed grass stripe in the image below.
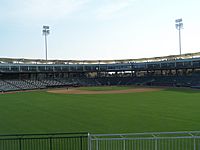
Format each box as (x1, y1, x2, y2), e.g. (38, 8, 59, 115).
(0, 88, 200, 135)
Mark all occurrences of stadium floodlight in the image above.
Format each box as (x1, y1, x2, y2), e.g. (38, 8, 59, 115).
(42, 26, 50, 61)
(175, 18, 182, 23)
(175, 18, 183, 55)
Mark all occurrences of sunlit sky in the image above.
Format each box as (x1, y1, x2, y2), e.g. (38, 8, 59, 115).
(0, 0, 200, 60)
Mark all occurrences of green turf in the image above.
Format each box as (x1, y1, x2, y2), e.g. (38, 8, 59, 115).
(78, 86, 132, 91)
(0, 88, 200, 135)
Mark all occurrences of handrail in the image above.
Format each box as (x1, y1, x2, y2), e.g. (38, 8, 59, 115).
(0, 132, 89, 137)
(91, 131, 200, 137)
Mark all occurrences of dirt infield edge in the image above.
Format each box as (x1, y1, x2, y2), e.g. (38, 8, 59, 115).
(47, 87, 163, 94)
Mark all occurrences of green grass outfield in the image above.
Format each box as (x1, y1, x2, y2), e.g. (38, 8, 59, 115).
(0, 87, 200, 135)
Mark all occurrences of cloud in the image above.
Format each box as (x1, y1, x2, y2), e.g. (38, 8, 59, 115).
(0, 0, 90, 22)
(95, 0, 136, 20)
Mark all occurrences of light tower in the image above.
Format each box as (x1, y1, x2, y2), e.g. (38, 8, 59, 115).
(175, 18, 183, 55)
(42, 26, 50, 61)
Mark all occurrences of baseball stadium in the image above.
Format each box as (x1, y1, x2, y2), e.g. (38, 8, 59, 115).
(0, 52, 200, 149)
(1, 0, 200, 149)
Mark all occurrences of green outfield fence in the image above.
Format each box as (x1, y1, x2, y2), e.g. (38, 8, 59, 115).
(1, 131, 200, 150)
(0, 132, 88, 150)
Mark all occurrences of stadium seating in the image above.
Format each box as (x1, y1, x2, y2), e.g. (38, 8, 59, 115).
(5, 80, 38, 90)
(0, 80, 19, 91)
(25, 80, 47, 89)
(1, 75, 200, 92)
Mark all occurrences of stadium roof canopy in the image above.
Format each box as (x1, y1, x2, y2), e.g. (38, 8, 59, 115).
(0, 52, 200, 64)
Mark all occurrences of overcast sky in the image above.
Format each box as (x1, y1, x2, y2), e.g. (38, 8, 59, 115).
(0, 0, 200, 60)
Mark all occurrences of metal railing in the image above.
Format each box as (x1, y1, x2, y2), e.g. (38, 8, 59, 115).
(89, 131, 200, 150)
(0, 132, 88, 150)
(1, 131, 200, 150)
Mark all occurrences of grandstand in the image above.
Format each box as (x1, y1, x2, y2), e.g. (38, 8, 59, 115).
(0, 52, 200, 91)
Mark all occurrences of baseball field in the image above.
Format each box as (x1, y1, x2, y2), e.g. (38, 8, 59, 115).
(0, 86, 200, 135)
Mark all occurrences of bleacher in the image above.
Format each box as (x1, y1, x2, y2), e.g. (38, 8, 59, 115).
(25, 80, 47, 89)
(0, 75, 200, 92)
(0, 80, 19, 92)
(41, 79, 64, 87)
(5, 80, 38, 90)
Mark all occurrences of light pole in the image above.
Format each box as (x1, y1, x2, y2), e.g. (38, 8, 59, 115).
(42, 26, 50, 61)
(175, 18, 183, 55)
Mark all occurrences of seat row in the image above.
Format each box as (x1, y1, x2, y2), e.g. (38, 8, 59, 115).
(1, 76, 200, 92)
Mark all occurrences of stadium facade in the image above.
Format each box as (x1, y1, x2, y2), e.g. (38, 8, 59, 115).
(0, 52, 200, 92)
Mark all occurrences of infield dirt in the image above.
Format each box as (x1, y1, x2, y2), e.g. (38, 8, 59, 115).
(48, 87, 162, 94)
